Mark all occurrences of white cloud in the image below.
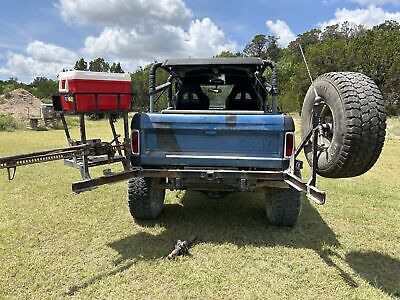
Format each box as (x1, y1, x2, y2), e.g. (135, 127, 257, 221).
(266, 20, 296, 47)
(59, 0, 192, 28)
(184, 18, 237, 56)
(0, 41, 77, 81)
(63, 0, 236, 68)
(349, 0, 400, 5)
(83, 18, 236, 61)
(0, 0, 238, 82)
(323, 0, 400, 6)
(26, 40, 77, 64)
(0, 67, 9, 77)
(321, 5, 400, 28)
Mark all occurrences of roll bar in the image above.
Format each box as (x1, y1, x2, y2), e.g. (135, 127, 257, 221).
(262, 60, 279, 114)
(148, 59, 279, 113)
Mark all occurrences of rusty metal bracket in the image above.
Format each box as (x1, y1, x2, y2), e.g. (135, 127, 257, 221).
(284, 171, 326, 205)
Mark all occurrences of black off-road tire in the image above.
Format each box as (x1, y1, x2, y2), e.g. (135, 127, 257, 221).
(127, 177, 165, 220)
(301, 72, 386, 178)
(265, 187, 302, 227)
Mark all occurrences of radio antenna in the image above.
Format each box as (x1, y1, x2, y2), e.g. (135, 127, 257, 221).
(298, 44, 319, 98)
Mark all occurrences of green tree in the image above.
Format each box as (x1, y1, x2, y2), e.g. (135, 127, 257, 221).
(338, 22, 366, 38)
(385, 55, 400, 114)
(131, 67, 149, 110)
(265, 35, 281, 61)
(30, 77, 58, 100)
(243, 34, 281, 60)
(321, 24, 341, 40)
(1, 77, 23, 98)
(243, 34, 268, 58)
(88, 58, 110, 72)
(110, 62, 124, 73)
(277, 20, 400, 114)
(131, 65, 170, 111)
(288, 29, 321, 54)
(74, 58, 88, 71)
(7, 77, 19, 84)
(216, 51, 242, 58)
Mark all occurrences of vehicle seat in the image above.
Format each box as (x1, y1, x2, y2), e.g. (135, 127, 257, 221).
(176, 82, 210, 110)
(225, 82, 261, 111)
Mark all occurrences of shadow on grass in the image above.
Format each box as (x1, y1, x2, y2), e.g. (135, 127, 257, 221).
(67, 191, 359, 295)
(65, 261, 134, 296)
(110, 191, 357, 284)
(346, 251, 400, 298)
(112, 191, 339, 253)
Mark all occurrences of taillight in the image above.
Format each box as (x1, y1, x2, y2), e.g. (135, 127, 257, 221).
(131, 130, 140, 155)
(284, 132, 294, 158)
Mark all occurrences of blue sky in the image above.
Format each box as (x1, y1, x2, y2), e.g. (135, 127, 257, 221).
(0, 0, 399, 82)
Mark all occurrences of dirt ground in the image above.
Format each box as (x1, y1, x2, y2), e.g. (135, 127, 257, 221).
(0, 89, 42, 121)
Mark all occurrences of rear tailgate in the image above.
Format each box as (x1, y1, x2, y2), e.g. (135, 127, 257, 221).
(132, 113, 293, 170)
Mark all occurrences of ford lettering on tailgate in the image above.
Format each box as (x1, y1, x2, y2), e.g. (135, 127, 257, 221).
(239, 137, 279, 154)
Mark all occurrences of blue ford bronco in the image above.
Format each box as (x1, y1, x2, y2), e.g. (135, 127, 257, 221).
(120, 57, 385, 226)
(0, 57, 386, 227)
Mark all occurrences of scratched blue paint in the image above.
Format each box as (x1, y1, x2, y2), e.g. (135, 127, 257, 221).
(137, 113, 290, 169)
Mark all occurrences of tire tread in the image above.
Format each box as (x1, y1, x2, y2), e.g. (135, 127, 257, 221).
(127, 177, 165, 219)
(265, 188, 302, 227)
(304, 72, 386, 178)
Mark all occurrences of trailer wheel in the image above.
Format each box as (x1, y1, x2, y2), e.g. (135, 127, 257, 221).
(301, 72, 386, 178)
(265, 187, 302, 227)
(127, 177, 165, 220)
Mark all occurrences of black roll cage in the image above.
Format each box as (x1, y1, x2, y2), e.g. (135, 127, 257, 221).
(148, 59, 279, 114)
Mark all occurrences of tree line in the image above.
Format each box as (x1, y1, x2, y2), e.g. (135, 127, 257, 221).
(73, 57, 124, 73)
(216, 21, 399, 114)
(1, 21, 399, 114)
(130, 21, 400, 115)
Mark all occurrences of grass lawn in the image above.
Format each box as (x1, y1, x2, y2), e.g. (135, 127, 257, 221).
(0, 117, 399, 299)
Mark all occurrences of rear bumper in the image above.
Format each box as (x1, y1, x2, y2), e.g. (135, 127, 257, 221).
(72, 167, 326, 204)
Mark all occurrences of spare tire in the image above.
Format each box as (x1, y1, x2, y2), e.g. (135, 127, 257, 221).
(301, 72, 386, 178)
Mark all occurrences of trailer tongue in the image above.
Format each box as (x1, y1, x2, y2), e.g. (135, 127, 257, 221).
(0, 141, 124, 180)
